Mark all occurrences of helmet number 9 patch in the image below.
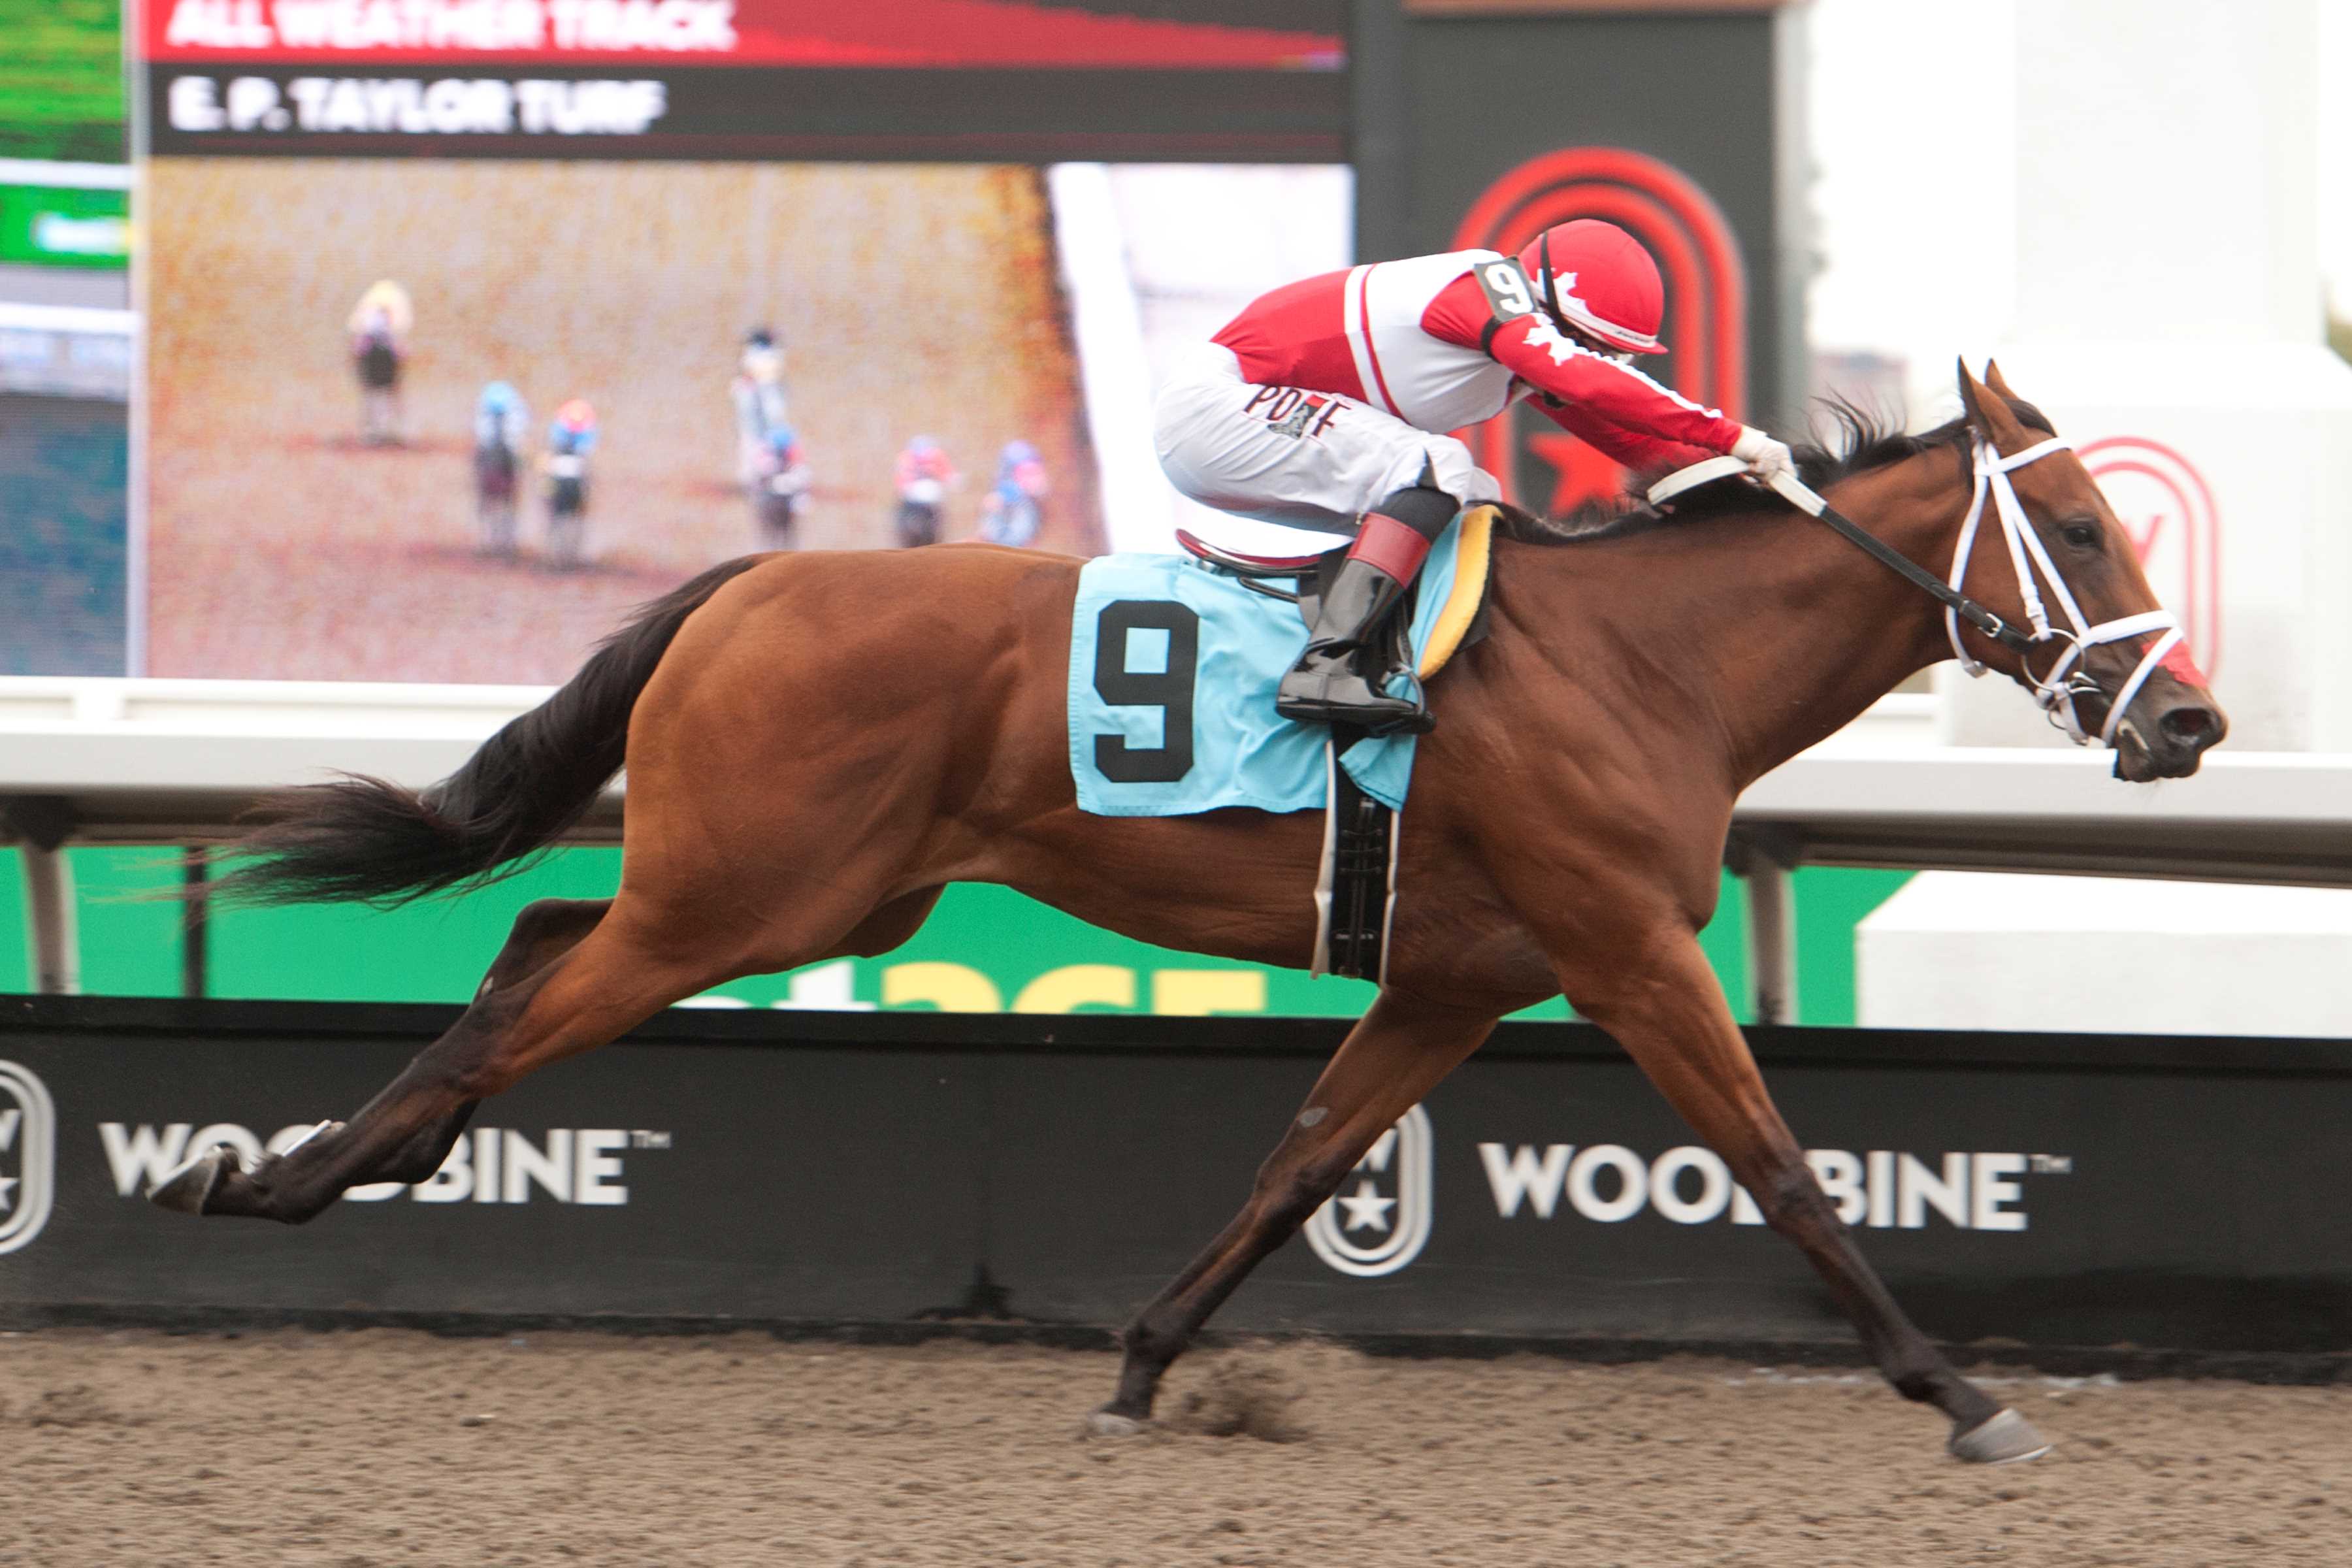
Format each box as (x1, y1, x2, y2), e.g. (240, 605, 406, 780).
(1477, 259, 1538, 321)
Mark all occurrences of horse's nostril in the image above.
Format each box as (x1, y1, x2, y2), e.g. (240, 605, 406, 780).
(2161, 705, 2216, 743)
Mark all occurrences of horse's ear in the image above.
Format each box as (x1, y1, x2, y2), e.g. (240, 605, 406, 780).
(1955, 358, 2024, 447)
(1982, 359, 2023, 402)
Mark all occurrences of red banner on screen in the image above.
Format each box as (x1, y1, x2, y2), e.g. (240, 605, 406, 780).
(142, 0, 1346, 69)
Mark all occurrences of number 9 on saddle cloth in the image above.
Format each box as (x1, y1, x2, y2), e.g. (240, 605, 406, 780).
(1065, 508, 1495, 977)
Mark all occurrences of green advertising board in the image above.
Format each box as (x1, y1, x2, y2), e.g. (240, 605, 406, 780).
(0, 178, 129, 269)
(0, 846, 1908, 1026)
(0, 0, 126, 167)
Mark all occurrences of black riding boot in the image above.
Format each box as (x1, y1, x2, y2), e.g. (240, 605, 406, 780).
(1276, 531, 1435, 734)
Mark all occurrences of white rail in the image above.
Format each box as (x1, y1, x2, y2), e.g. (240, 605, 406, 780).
(5, 679, 2349, 1016)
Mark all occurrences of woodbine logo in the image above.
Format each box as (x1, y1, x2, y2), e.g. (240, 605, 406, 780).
(1304, 1105, 1433, 1277)
(101, 1122, 651, 1205)
(0, 1061, 57, 1254)
(1305, 1119, 2063, 1277)
(1479, 1142, 2053, 1232)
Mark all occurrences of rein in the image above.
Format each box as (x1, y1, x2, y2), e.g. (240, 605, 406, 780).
(1756, 467, 2031, 656)
(1756, 439, 2181, 748)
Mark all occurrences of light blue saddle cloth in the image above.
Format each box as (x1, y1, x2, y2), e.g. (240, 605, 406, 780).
(1068, 517, 1473, 818)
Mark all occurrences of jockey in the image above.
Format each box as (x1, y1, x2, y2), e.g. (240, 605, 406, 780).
(1154, 218, 1795, 732)
(893, 434, 956, 496)
(542, 399, 598, 566)
(346, 278, 412, 355)
(759, 423, 811, 491)
(548, 398, 598, 459)
(978, 440, 1048, 547)
(892, 436, 956, 548)
(544, 398, 598, 506)
(473, 380, 528, 453)
(732, 327, 791, 485)
(346, 278, 413, 445)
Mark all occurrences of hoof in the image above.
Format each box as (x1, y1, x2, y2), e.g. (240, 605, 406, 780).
(1085, 1409, 1149, 1439)
(148, 1145, 237, 1215)
(1950, 1407, 2053, 1465)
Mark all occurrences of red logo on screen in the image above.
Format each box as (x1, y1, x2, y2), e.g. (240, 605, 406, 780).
(2078, 435, 2223, 680)
(1450, 148, 1747, 515)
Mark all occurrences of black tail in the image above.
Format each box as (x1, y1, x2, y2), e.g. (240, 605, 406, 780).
(212, 558, 762, 906)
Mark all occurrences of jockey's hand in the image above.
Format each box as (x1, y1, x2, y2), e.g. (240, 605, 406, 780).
(1733, 425, 1796, 485)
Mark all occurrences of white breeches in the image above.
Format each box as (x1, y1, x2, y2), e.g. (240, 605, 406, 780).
(1152, 343, 1499, 536)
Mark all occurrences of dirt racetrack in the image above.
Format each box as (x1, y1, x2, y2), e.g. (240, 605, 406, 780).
(3, 1329, 2345, 1566)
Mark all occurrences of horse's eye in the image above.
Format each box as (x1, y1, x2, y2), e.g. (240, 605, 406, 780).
(2061, 521, 2100, 549)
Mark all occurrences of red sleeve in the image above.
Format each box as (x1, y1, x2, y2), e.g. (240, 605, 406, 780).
(1488, 314, 1746, 455)
(1419, 270, 1494, 351)
(1531, 395, 1718, 473)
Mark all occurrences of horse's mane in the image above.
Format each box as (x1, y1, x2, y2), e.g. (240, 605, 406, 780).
(1497, 394, 2057, 546)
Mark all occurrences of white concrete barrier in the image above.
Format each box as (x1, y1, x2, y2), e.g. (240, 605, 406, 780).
(1859, 872, 2352, 1038)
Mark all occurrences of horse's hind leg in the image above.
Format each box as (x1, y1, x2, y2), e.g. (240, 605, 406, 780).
(374, 898, 617, 1181)
(1561, 926, 2050, 1465)
(150, 894, 630, 1220)
(153, 878, 940, 1223)
(474, 897, 612, 1000)
(1093, 991, 1497, 1431)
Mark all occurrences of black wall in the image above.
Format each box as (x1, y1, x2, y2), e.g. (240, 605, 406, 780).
(1351, 1, 1807, 423)
(1, 997, 2345, 1362)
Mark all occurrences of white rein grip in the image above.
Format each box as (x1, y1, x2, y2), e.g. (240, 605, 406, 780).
(1643, 456, 1831, 519)
(1765, 469, 1829, 518)
(1644, 454, 1748, 508)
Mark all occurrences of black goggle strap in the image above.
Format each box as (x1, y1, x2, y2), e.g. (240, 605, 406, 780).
(1537, 230, 1567, 328)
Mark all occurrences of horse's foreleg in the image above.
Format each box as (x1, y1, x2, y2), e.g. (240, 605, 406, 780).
(1094, 991, 1497, 1431)
(1562, 928, 2050, 1464)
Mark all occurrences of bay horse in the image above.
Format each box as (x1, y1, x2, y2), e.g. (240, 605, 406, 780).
(155, 362, 2224, 1464)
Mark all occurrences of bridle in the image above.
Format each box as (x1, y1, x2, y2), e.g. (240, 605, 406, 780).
(1675, 433, 2184, 749)
(1940, 435, 2182, 746)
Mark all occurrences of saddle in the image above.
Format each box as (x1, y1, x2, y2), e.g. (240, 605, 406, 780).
(1176, 530, 1351, 632)
(1173, 513, 1494, 690)
(1175, 507, 1497, 982)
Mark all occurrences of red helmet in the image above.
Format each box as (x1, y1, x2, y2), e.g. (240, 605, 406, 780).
(1514, 219, 1666, 355)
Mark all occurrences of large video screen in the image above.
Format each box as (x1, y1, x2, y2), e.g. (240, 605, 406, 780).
(135, 1, 1350, 683)
(141, 157, 1348, 683)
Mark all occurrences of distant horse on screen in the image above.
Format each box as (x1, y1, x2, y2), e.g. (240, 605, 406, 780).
(348, 279, 411, 447)
(155, 363, 2223, 1465)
